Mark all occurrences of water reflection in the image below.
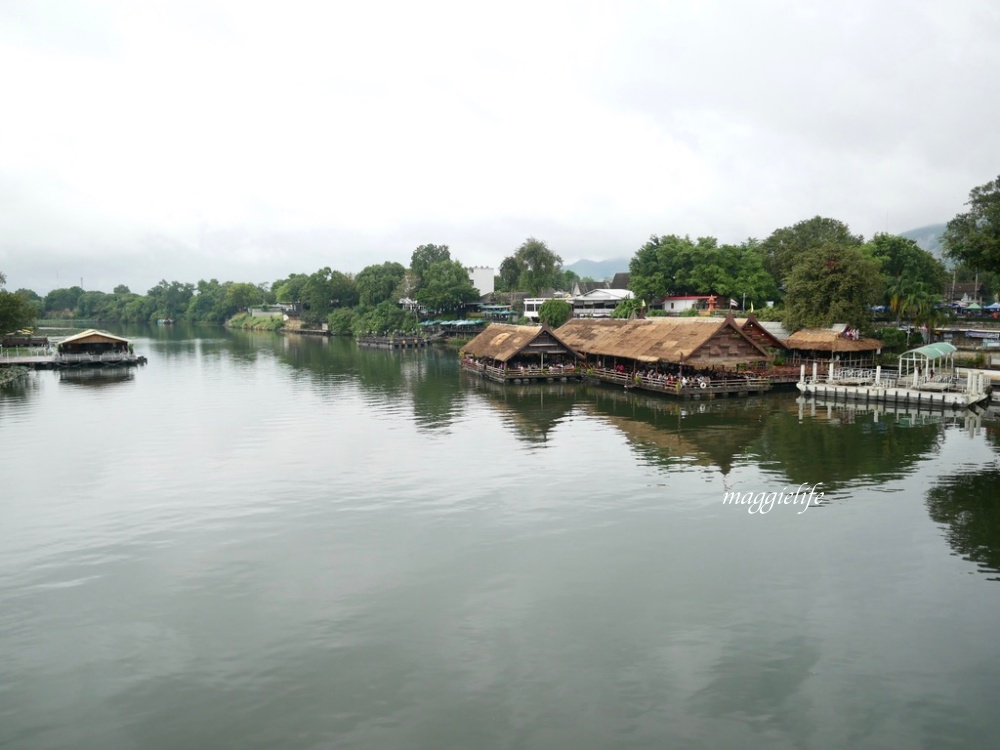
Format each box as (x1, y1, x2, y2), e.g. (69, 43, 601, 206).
(927, 470, 1000, 580)
(464, 377, 578, 444)
(582, 387, 771, 474)
(756, 398, 945, 487)
(58, 368, 136, 388)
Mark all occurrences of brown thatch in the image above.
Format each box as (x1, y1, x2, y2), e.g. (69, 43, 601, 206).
(461, 323, 579, 363)
(556, 315, 771, 367)
(784, 329, 882, 352)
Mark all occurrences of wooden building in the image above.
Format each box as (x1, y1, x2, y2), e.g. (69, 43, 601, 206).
(736, 314, 787, 352)
(555, 314, 774, 398)
(57, 329, 131, 355)
(460, 323, 581, 382)
(783, 329, 882, 367)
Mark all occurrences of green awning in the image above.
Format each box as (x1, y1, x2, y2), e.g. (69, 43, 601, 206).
(901, 342, 957, 360)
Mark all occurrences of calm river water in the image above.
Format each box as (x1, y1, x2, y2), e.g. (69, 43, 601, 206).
(2, 326, 1000, 749)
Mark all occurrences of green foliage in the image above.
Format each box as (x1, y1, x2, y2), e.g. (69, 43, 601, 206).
(760, 216, 864, 287)
(356, 262, 407, 307)
(410, 244, 451, 286)
(300, 267, 358, 321)
(0, 278, 36, 333)
(871, 233, 947, 322)
(147, 280, 195, 321)
(351, 300, 418, 336)
(43, 286, 85, 314)
(538, 298, 572, 328)
(499, 237, 563, 295)
(783, 243, 884, 329)
(875, 327, 908, 351)
(415, 259, 479, 313)
(610, 298, 641, 319)
(555, 268, 579, 291)
(226, 312, 285, 331)
(497, 256, 522, 292)
(628, 234, 778, 307)
(327, 308, 356, 335)
(944, 175, 1000, 274)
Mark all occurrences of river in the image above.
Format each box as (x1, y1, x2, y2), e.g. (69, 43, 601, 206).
(2, 325, 999, 749)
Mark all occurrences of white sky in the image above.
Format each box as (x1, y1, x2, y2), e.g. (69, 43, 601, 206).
(1, 0, 998, 294)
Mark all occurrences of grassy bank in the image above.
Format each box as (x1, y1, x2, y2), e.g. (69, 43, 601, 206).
(225, 313, 285, 331)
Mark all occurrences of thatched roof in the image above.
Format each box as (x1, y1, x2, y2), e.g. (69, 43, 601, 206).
(461, 323, 579, 362)
(784, 329, 882, 352)
(556, 315, 771, 367)
(736, 314, 788, 349)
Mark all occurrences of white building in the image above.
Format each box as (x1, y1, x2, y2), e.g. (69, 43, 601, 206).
(571, 288, 633, 318)
(467, 266, 495, 296)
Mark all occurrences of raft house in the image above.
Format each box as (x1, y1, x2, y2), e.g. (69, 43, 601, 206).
(796, 341, 991, 409)
(460, 324, 582, 383)
(0, 329, 146, 369)
(555, 314, 774, 398)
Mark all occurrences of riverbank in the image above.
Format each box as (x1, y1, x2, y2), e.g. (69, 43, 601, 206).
(0, 366, 29, 386)
(225, 312, 285, 331)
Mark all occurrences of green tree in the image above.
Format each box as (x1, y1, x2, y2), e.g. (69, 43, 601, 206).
(274, 274, 309, 304)
(43, 286, 85, 315)
(943, 175, 1000, 274)
(760, 216, 864, 287)
(415, 259, 479, 313)
(503, 238, 562, 295)
(410, 244, 451, 286)
(113, 284, 131, 295)
(497, 256, 523, 292)
(610, 298, 642, 319)
(351, 300, 418, 336)
(783, 243, 884, 329)
(299, 268, 358, 320)
(556, 268, 580, 292)
(146, 280, 194, 321)
(0, 274, 36, 333)
(356, 262, 407, 307)
(223, 282, 267, 316)
(538, 298, 572, 327)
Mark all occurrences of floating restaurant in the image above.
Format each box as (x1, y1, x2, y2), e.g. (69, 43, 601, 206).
(460, 324, 581, 382)
(555, 314, 775, 398)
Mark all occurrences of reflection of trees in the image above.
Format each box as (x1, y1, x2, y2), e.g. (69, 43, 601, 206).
(757, 405, 944, 487)
(583, 388, 773, 474)
(466, 377, 578, 444)
(273, 336, 465, 430)
(926, 470, 1000, 580)
(406, 349, 465, 430)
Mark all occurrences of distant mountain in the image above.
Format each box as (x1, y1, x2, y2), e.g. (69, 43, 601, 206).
(564, 258, 630, 281)
(899, 223, 947, 258)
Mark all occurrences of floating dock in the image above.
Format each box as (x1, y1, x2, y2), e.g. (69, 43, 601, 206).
(356, 335, 430, 350)
(795, 362, 990, 409)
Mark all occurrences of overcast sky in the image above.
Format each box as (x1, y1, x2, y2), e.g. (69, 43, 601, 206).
(1, 0, 998, 294)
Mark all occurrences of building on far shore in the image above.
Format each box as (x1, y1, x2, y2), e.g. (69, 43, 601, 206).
(467, 266, 496, 296)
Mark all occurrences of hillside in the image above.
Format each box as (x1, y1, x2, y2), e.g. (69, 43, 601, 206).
(564, 258, 630, 281)
(899, 223, 947, 258)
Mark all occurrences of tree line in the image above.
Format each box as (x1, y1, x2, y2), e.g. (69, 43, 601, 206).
(4, 174, 1000, 337)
